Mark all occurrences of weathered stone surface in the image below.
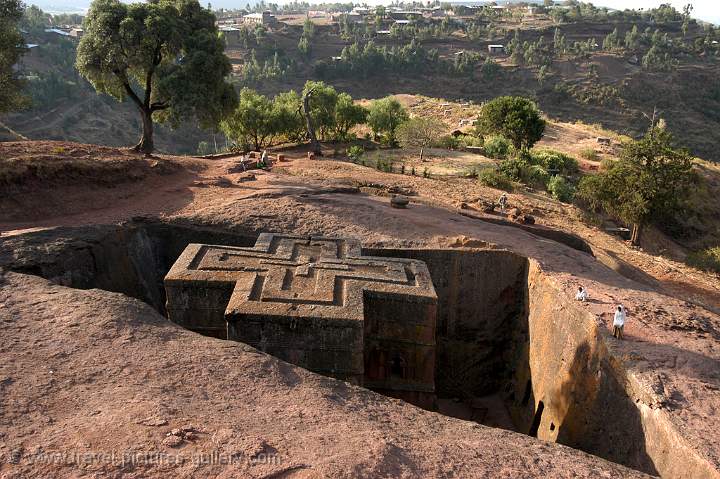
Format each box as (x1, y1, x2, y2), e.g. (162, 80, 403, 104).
(390, 195, 410, 209)
(165, 234, 437, 400)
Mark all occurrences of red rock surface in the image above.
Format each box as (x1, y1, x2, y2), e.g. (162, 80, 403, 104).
(0, 272, 650, 478)
(1, 142, 719, 477)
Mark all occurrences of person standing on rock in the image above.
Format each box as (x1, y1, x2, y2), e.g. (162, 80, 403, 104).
(613, 305, 625, 339)
(575, 286, 588, 302)
(260, 150, 268, 168)
(498, 193, 508, 214)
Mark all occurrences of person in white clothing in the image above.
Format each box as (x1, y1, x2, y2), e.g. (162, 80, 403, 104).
(613, 305, 625, 339)
(575, 286, 588, 302)
(498, 193, 508, 214)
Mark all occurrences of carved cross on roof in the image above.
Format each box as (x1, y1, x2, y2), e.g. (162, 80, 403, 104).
(168, 233, 436, 321)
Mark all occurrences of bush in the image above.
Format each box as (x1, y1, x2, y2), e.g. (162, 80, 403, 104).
(530, 149, 578, 174)
(374, 157, 392, 172)
(526, 164, 551, 187)
(347, 145, 364, 162)
(547, 175, 576, 202)
(686, 246, 720, 274)
(483, 135, 513, 159)
(599, 158, 614, 171)
(197, 141, 213, 156)
(464, 135, 484, 147)
(580, 147, 599, 161)
(478, 167, 514, 191)
(498, 156, 529, 181)
(436, 135, 462, 149)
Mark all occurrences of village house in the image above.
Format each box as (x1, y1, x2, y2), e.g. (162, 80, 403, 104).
(243, 11, 277, 26)
(488, 44, 505, 54)
(389, 10, 422, 21)
(220, 26, 241, 46)
(69, 27, 83, 39)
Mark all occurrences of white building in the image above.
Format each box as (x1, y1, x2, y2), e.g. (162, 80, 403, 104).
(243, 11, 276, 26)
(488, 44, 505, 54)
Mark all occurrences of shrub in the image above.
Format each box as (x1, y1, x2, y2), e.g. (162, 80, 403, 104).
(347, 145, 364, 162)
(478, 167, 514, 191)
(498, 156, 529, 181)
(483, 135, 512, 159)
(547, 175, 576, 202)
(686, 246, 720, 274)
(580, 147, 599, 161)
(437, 134, 462, 149)
(599, 158, 614, 171)
(526, 164, 550, 187)
(196, 141, 213, 156)
(464, 135, 484, 147)
(530, 149, 578, 174)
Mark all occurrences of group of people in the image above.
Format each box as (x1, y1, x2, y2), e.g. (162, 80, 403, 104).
(240, 150, 271, 170)
(575, 286, 626, 340)
(497, 191, 628, 340)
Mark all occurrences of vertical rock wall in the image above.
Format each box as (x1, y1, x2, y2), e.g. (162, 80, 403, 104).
(365, 248, 529, 399)
(512, 260, 718, 478)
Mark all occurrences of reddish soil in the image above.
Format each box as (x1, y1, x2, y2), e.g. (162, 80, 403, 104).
(0, 272, 651, 478)
(1, 141, 719, 477)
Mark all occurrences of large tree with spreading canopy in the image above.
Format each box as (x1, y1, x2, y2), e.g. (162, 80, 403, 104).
(76, 0, 237, 154)
(577, 127, 695, 245)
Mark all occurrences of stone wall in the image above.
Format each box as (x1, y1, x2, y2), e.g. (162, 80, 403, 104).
(365, 247, 529, 399)
(508, 260, 719, 478)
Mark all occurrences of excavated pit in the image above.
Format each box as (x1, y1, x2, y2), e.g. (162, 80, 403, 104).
(3, 218, 698, 477)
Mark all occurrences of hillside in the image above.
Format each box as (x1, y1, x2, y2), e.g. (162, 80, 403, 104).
(3, 5, 720, 160)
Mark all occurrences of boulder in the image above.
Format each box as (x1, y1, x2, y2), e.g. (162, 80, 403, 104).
(508, 207, 522, 218)
(237, 173, 256, 183)
(390, 195, 409, 209)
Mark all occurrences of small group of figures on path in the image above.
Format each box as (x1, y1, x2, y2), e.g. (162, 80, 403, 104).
(496, 193, 627, 341)
(575, 286, 626, 340)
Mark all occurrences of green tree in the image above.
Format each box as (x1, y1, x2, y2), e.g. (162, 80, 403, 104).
(396, 117, 444, 160)
(220, 88, 276, 150)
(475, 96, 545, 150)
(273, 90, 305, 143)
(625, 25, 640, 51)
(0, 0, 28, 113)
(367, 97, 409, 145)
(508, 29, 524, 64)
(603, 27, 620, 50)
(302, 18, 315, 39)
(301, 80, 339, 140)
(298, 35, 310, 58)
(76, 0, 237, 154)
(333, 92, 367, 140)
(577, 127, 695, 245)
(21, 4, 50, 34)
(553, 27, 566, 53)
(480, 56, 502, 81)
(681, 4, 693, 37)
